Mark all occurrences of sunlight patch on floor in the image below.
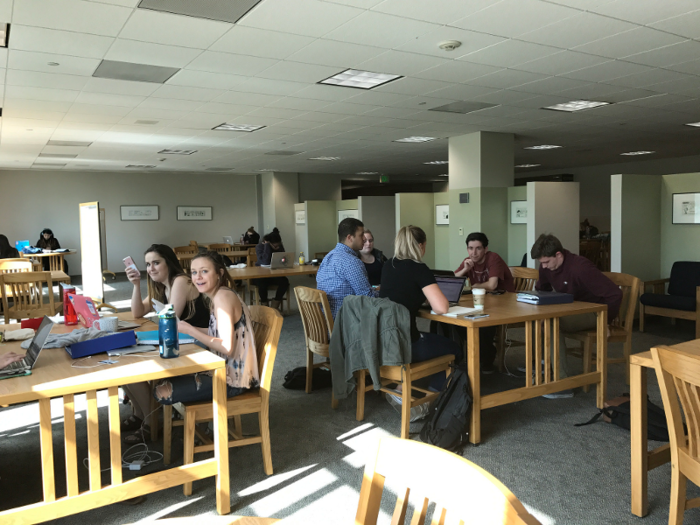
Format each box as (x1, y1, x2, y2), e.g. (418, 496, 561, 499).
(136, 496, 204, 523)
(238, 464, 318, 497)
(340, 426, 392, 469)
(249, 468, 338, 517)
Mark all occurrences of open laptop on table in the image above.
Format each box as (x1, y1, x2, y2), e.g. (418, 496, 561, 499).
(0, 316, 54, 378)
(434, 274, 467, 305)
(15, 240, 30, 252)
(262, 252, 294, 269)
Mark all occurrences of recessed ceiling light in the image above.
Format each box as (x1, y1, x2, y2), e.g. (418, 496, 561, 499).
(424, 160, 448, 165)
(257, 169, 280, 172)
(33, 162, 66, 168)
(438, 173, 449, 177)
(213, 123, 265, 132)
(93, 60, 179, 83)
(620, 151, 655, 156)
(158, 149, 197, 155)
(205, 167, 235, 172)
(319, 69, 402, 90)
(685, 122, 700, 127)
(46, 140, 92, 147)
(38, 153, 78, 159)
(515, 164, 541, 168)
(543, 100, 610, 112)
(524, 145, 562, 150)
(125, 164, 156, 169)
(429, 101, 498, 114)
(0, 24, 9, 48)
(265, 150, 304, 156)
(356, 172, 379, 175)
(394, 136, 438, 143)
(308, 156, 340, 161)
(47, 62, 59, 67)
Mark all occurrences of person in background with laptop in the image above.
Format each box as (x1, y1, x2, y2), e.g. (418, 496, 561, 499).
(0, 234, 19, 259)
(454, 232, 514, 374)
(359, 229, 386, 287)
(317, 218, 378, 319)
(380, 225, 460, 391)
(253, 228, 289, 313)
(243, 226, 260, 245)
(531, 233, 622, 398)
(122, 244, 210, 441)
(35, 228, 67, 271)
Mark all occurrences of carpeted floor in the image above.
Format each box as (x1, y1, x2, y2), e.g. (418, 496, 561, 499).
(1, 274, 698, 524)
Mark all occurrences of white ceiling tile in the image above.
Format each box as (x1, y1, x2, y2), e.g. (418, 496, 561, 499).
(69, 103, 133, 116)
(517, 50, 610, 75)
(86, 0, 139, 6)
(150, 85, 225, 102)
(594, 0, 700, 25)
(607, 69, 691, 89)
(62, 112, 123, 124)
(118, 9, 232, 49)
(375, 77, 453, 96)
(82, 77, 160, 96)
(13, 0, 131, 37)
(470, 89, 539, 105)
(10, 25, 114, 60)
(414, 61, 502, 83)
(562, 60, 653, 82)
(518, 12, 637, 49)
(214, 90, 282, 106)
(239, 0, 363, 38)
(372, 0, 502, 25)
(136, 97, 203, 112)
(5, 84, 79, 102)
(0, 47, 8, 68)
(267, 97, 333, 111)
(344, 90, 413, 106)
(167, 70, 249, 90)
(209, 26, 315, 60)
(3, 109, 66, 122)
(355, 50, 451, 77)
(425, 83, 494, 100)
(651, 10, 700, 39)
(8, 50, 99, 76)
(573, 28, 687, 60)
(469, 69, 548, 89)
(555, 82, 628, 100)
(75, 92, 145, 107)
(5, 69, 90, 90)
(665, 58, 700, 76)
(452, 0, 579, 38)
(256, 61, 340, 83)
(234, 77, 308, 97)
(459, 40, 560, 68)
(247, 106, 309, 119)
(325, 11, 439, 49)
(512, 76, 594, 95)
(186, 51, 278, 76)
(4, 98, 73, 112)
(395, 27, 506, 60)
(195, 101, 251, 116)
(105, 39, 202, 69)
(287, 39, 384, 68)
(624, 41, 700, 68)
(287, 84, 357, 102)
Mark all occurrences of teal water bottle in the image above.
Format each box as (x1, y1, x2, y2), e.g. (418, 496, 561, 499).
(158, 306, 179, 359)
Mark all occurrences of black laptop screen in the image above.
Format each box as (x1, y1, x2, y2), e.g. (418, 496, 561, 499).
(434, 276, 466, 302)
(26, 317, 54, 364)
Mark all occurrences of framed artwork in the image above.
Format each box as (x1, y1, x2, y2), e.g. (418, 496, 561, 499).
(673, 193, 700, 224)
(120, 205, 159, 221)
(510, 201, 527, 224)
(177, 206, 212, 221)
(338, 209, 359, 223)
(295, 210, 306, 225)
(436, 204, 449, 225)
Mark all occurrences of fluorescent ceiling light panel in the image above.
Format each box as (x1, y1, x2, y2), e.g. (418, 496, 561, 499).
(38, 153, 78, 159)
(424, 160, 448, 165)
(685, 122, 700, 127)
(46, 140, 92, 147)
(0, 24, 8, 48)
(135, 120, 159, 125)
(213, 123, 265, 132)
(515, 164, 541, 168)
(543, 100, 610, 112)
(620, 151, 655, 156)
(93, 60, 179, 84)
(524, 145, 562, 150)
(394, 136, 437, 143)
(356, 172, 379, 175)
(319, 69, 402, 90)
(429, 101, 498, 114)
(438, 173, 449, 177)
(158, 149, 197, 155)
(205, 167, 235, 172)
(32, 163, 66, 168)
(257, 169, 280, 172)
(126, 164, 156, 169)
(308, 156, 340, 161)
(138, 0, 262, 24)
(265, 150, 304, 156)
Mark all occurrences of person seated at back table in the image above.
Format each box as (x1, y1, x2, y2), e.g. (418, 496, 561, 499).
(121, 244, 209, 442)
(531, 233, 622, 399)
(253, 228, 289, 313)
(35, 228, 66, 271)
(359, 228, 387, 287)
(0, 234, 19, 259)
(454, 232, 514, 374)
(243, 226, 260, 245)
(380, 225, 461, 391)
(317, 218, 378, 319)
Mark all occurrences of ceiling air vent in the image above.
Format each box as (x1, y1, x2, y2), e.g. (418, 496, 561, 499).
(138, 0, 263, 24)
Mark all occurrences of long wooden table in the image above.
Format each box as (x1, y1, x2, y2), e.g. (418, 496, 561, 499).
(418, 293, 607, 444)
(22, 250, 76, 273)
(0, 313, 231, 523)
(628, 340, 699, 517)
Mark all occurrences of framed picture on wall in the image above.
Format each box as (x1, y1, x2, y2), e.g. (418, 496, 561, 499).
(510, 201, 527, 224)
(338, 209, 359, 223)
(436, 204, 449, 225)
(672, 193, 700, 224)
(120, 205, 159, 221)
(295, 210, 306, 225)
(177, 206, 212, 221)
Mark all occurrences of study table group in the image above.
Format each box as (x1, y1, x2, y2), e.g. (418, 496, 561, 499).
(0, 253, 677, 522)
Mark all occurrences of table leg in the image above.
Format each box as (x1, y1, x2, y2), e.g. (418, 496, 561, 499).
(525, 321, 533, 388)
(467, 326, 481, 444)
(39, 398, 55, 502)
(86, 389, 101, 491)
(213, 367, 230, 515)
(63, 394, 79, 497)
(631, 363, 648, 517)
(108, 386, 123, 486)
(596, 309, 608, 409)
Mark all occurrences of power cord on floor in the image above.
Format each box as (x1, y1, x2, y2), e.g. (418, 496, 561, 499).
(502, 325, 524, 378)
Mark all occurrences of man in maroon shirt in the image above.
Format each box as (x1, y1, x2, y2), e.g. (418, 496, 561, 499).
(531, 233, 622, 397)
(454, 233, 514, 373)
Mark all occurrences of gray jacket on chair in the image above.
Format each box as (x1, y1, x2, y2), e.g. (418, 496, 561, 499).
(329, 295, 412, 400)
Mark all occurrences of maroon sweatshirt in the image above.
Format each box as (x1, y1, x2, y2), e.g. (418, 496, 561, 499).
(536, 249, 622, 321)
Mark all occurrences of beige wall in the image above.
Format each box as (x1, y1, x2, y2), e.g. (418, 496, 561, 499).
(448, 188, 481, 269)
(0, 170, 258, 275)
(306, 200, 338, 258)
(480, 187, 509, 261)
(433, 192, 450, 270)
(358, 196, 396, 259)
(272, 173, 299, 255)
(508, 186, 527, 266)
(395, 193, 435, 268)
(299, 173, 342, 201)
(661, 172, 700, 277)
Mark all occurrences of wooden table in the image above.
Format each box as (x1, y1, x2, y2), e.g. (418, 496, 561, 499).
(50, 270, 71, 284)
(418, 293, 607, 444)
(0, 313, 231, 523)
(628, 340, 699, 516)
(22, 250, 76, 273)
(228, 265, 318, 306)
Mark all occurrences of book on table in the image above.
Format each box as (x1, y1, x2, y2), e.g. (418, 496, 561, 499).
(516, 290, 574, 305)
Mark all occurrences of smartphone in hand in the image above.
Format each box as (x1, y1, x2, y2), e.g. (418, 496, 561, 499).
(123, 256, 140, 276)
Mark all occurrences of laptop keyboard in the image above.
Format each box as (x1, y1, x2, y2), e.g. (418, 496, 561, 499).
(3, 358, 28, 371)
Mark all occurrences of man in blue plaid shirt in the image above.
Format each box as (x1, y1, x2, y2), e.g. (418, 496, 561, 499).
(317, 218, 379, 318)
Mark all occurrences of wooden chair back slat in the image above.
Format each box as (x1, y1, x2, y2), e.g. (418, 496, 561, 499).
(0, 271, 57, 323)
(174, 246, 197, 255)
(249, 305, 283, 395)
(603, 272, 640, 333)
(294, 287, 333, 357)
(247, 248, 257, 267)
(0, 259, 34, 272)
(509, 267, 538, 292)
(356, 437, 542, 525)
(208, 243, 231, 254)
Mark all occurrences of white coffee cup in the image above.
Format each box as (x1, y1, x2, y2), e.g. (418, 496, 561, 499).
(94, 316, 119, 332)
(472, 288, 486, 310)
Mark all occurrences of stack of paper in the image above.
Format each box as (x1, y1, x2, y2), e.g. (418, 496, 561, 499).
(431, 306, 481, 317)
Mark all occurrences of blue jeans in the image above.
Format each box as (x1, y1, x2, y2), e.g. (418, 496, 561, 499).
(154, 373, 246, 405)
(412, 332, 461, 391)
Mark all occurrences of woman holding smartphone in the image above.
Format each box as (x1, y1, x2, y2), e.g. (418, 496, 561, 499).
(121, 244, 209, 440)
(153, 250, 258, 407)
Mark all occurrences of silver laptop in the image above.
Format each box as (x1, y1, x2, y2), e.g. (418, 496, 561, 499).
(269, 252, 294, 269)
(434, 275, 467, 305)
(0, 316, 54, 377)
(223, 236, 233, 244)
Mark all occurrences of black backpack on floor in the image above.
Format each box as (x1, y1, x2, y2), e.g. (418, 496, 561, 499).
(282, 367, 333, 390)
(420, 364, 472, 451)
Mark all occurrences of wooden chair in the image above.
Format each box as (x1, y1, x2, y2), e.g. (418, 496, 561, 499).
(174, 245, 197, 255)
(314, 252, 329, 261)
(0, 271, 57, 324)
(650, 345, 700, 524)
(162, 305, 283, 496)
(563, 272, 640, 388)
(356, 437, 542, 525)
(208, 243, 231, 254)
(294, 287, 341, 409)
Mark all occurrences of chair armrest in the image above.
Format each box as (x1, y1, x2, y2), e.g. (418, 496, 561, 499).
(643, 278, 669, 295)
